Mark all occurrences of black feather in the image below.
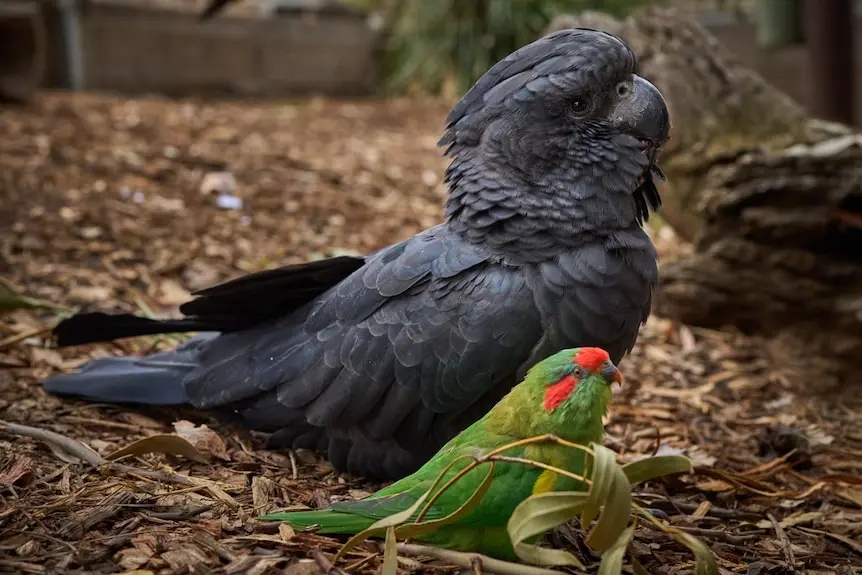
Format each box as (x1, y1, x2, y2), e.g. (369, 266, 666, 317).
(51, 255, 365, 347)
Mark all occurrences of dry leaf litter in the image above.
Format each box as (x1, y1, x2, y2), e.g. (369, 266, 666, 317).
(0, 92, 860, 574)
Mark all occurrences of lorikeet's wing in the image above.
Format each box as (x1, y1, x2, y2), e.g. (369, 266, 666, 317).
(328, 434, 540, 528)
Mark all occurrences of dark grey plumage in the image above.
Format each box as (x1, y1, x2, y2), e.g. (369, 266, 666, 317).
(44, 29, 670, 480)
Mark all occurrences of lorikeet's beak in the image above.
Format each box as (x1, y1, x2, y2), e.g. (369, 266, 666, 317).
(600, 361, 623, 386)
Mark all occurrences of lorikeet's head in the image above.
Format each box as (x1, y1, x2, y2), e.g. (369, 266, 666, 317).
(503, 347, 621, 439)
(535, 346, 621, 409)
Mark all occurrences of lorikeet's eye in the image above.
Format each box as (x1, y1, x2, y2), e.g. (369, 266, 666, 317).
(572, 366, 585, 379)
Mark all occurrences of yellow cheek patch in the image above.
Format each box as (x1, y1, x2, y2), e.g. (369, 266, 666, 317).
(532, 469, 557, 495)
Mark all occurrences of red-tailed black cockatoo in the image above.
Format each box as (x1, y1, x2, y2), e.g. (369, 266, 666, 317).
(44, 28, 670, 480)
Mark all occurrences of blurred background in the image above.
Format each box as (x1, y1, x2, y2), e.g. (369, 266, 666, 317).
(0, 0, 857, 122)
(1, 3, 862, 572)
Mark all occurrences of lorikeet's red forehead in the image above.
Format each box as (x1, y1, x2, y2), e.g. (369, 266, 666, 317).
(573, 347, 610, 372)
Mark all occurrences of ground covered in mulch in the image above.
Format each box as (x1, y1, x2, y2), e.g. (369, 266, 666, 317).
(1, 92, 861, 575)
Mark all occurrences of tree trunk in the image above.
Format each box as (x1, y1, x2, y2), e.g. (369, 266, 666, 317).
(547, 9, 862, 389)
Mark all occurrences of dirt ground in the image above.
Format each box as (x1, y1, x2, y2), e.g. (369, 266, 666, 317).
(1, 92, 861, 574)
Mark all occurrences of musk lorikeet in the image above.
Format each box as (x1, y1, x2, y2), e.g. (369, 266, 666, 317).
(261, 347, 622, 560)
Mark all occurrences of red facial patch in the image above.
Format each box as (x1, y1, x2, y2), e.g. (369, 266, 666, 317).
(574, 347, 610, 372)
(543, 375, 578, 412)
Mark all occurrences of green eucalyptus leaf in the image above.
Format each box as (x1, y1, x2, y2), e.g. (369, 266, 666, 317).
(622, 455, 693, 486)
(585, 444, 632, 553)
(382, 526, 398, 575)
(632, 556, 651, 575)
(0, 278, 70, 313)
(581, 448, 612, 529)
(396, 461, 496, 539)
(675, 530, 720, 575)
(507, 491, 587, 568)
(597, 523, 636, 575)
(334, 453, 475, 561)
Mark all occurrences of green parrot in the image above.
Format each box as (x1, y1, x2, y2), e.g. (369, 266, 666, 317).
(261, 346, 622, 560)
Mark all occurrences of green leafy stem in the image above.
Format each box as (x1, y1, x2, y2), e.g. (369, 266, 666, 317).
(307, 434, 717, 574)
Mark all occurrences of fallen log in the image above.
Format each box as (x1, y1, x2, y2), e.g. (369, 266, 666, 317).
(547, 9, 862, 389)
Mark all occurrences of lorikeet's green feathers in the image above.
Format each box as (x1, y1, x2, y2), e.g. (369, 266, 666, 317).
(267, 509, 376, 534)
(261, 347, 622, 560)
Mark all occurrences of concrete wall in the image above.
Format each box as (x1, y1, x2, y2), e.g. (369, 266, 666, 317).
(37, 5, 862, 120)
(44, 3, 382, 98)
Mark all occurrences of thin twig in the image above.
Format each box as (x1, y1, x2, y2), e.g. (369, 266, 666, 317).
(0, 420, 102, 465)
(59, 416, 145, 432)
(414, 436, 591, 523)
(0, 419, 234, 504)
(768, 512, 798, 569)
(413, 454, 484, 524)
(490, 455, 588, 484)
(0, 325, 54, 351)
(639, 519, 765, 545)
(651, 424, 662, 457)
(147, 504, 214, 521)
(695, 467, 789, 497)
(397, 543, 562, 575)
(288, 450, 298, 480)
(482, 434, 594, 459)
(342, 553, 377, 572)
(638, 496, 762, 522)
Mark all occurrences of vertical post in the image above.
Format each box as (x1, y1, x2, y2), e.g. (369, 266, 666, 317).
(805, 0, 854, 125)
(57, 0, 85, 91)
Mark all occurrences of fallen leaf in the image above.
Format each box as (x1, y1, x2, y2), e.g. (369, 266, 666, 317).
(29, 347, 65, 369)
(158, 279, 192, 307)
(279, 523, 296, 542)
(283, 561, 320, 575)
(756, 511, 821, 529)
(838, 488, 862, 508)
(0, 455, 33, 486)
(654, 444, 716, 467)
(686, 446, 718, 467)
(68, 285, 111, 303)
(0, 278, 69, 312)
(114, 549, 152, 571)
(172, 420, 230, 461)
(252, 475, 276, 515)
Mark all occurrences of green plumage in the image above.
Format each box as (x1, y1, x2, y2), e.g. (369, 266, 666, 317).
(261, 347, 618, 560)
